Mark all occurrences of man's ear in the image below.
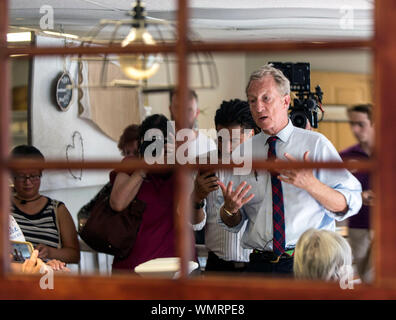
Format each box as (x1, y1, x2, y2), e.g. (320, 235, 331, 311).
(283, 94, 291, 109)
(195, 108, 200, 119)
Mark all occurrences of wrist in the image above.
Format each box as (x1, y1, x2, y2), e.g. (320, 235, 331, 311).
(45, 246, 53, 259)
(304, 176, 320, 194)
(223, 205, 237, 217)
(193, 193, 205, 203)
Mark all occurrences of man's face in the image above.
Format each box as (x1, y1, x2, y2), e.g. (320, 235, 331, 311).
(169, 94, 199, 129)
(247, 75, 290, 135)
(348, 111, 374, 144)
(216, 124, 253, 156)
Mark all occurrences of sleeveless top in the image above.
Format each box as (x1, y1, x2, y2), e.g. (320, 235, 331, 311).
(11, 197, 62, 248)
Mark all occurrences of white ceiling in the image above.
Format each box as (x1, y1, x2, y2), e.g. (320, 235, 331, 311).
(9, 0, 374, 41)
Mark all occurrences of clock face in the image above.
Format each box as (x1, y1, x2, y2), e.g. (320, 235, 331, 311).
(55, 72, 73, 111)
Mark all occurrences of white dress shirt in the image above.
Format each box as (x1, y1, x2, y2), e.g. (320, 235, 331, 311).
(218, 120, 362, 251)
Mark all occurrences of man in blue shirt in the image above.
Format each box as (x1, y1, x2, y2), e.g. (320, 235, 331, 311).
(217, 64, 362, 275)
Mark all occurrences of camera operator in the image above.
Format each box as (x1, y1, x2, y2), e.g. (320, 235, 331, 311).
(217, 64, 363, 275)
(270, 62, 323, 130)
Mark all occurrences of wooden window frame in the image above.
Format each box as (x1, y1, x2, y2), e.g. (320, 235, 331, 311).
(1, 0, 395, 299)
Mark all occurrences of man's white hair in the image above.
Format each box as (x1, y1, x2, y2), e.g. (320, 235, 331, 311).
(293, 228, 353, 281)
(245, 63, 291, 96)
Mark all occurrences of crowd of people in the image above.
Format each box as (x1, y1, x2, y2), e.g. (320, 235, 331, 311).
(9, 64, 373, 285)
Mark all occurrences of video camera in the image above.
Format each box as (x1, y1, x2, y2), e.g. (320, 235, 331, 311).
(269, 62, 324, 129)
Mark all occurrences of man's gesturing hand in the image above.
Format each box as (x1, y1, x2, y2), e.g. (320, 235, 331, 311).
(277, 151, 316, 191)
(218, 180, 254, 214)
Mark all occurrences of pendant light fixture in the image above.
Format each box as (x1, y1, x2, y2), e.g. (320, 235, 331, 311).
(119, 0, 161, 80)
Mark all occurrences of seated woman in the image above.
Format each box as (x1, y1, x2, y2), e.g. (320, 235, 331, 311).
(10, 214, 69, 272)
(110, 114, 178, 273)
(293, 228, 353, 282)
(10, 145, 80, 264)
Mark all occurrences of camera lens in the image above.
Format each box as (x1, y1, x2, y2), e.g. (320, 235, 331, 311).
(289, 110, 307, 129)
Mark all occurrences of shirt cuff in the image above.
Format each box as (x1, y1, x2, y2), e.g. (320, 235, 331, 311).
(192, 199, 207, 231)
(324, 187, 362, 221)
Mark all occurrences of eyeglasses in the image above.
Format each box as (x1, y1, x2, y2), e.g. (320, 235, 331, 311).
(13, 174, 42, 183)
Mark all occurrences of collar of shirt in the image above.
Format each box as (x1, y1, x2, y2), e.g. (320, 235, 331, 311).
(260, 120, 294, 144)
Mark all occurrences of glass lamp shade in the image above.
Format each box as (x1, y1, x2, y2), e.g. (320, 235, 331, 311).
(119, 27, 161, 80)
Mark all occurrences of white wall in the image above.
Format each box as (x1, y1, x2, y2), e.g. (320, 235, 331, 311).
(198, 54, 247, 132)
(31, 36, 122, 193)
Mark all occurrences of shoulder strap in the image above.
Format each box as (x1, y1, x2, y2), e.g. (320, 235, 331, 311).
(53, 200, 62, 248)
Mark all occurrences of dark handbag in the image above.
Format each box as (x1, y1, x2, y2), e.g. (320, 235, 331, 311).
(79, 191, 146, 259)
(77, 182, 113, 233)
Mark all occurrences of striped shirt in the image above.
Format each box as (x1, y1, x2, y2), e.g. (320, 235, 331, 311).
(11, 198, 62, 248)
(194, 160, 251, 262)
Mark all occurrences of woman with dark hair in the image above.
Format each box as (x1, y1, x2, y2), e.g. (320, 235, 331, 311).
(118, 124, 140, 157)
(110, 114, 179, 273)
(10, 145, 80, 264)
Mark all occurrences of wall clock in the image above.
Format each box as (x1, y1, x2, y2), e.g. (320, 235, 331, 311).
(55, 71, 73, 112)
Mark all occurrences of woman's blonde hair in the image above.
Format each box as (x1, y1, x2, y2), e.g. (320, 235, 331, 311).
(293, 228, 352, 281)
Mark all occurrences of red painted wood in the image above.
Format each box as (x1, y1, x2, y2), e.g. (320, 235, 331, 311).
(0, 0, 10, 276)
(373, 0, 396, 285)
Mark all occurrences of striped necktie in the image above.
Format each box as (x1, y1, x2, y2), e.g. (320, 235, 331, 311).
(267, 136, 285, 257)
